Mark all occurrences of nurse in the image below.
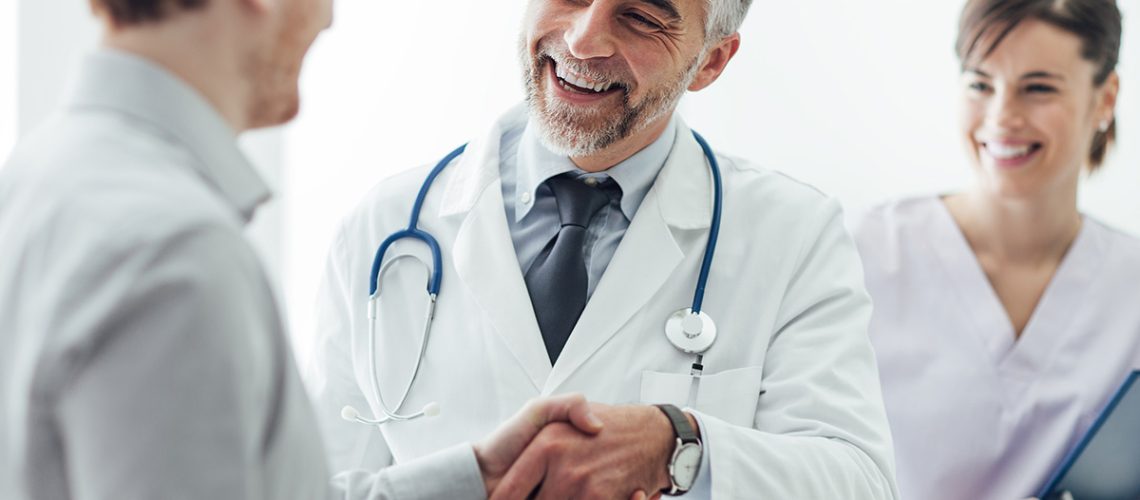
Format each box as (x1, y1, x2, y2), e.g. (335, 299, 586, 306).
(853, 0, 1137, 499)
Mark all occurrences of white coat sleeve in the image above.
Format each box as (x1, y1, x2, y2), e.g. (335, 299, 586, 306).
(306, 223, 396, 472)
(693, 198, 900, 499)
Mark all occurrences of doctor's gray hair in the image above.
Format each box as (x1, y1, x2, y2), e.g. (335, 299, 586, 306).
(705, 0, 754, 44)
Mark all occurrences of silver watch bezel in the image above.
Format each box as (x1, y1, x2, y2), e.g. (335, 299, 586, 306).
(666, 438, 703, 494)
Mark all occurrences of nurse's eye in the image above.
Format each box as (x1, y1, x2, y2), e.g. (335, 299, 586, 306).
(625, 12, 663, 30)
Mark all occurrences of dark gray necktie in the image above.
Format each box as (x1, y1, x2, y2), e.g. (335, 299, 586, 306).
(525, 175, 613, 363)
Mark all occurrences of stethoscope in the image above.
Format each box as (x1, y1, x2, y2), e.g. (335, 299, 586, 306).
(342, 130, 723, 427)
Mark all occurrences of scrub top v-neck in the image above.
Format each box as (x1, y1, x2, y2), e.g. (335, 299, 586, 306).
(853, 195, 1140, 500)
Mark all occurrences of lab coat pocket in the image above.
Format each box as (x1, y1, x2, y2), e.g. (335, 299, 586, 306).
(640, 365, 764, 428)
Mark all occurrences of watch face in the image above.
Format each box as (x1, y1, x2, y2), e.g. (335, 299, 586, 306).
(672, 443, 702, 489)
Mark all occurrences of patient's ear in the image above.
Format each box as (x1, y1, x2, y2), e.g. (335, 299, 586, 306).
(238, 0, 274, 15)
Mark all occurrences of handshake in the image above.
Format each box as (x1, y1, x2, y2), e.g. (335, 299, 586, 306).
(471, 394, 696, 499)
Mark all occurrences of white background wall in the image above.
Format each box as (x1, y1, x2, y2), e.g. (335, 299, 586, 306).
(3, 1, 1138, 361)
(1, 0, 16, 158)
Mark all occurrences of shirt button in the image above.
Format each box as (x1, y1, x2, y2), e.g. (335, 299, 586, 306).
(520, 192, 532, 204)
(584, 177, 599, 187)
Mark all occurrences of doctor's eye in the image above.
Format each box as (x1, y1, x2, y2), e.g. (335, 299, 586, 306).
(625, 12, 664, 30)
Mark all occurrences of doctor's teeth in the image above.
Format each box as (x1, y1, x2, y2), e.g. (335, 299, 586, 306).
(556, 67, 611, 93)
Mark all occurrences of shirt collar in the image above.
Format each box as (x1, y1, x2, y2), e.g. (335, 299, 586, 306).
(514, 115, 678, 222)
(66, 49, 271, 223)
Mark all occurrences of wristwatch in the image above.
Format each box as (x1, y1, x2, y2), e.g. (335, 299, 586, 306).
(655, 404, 703, 495)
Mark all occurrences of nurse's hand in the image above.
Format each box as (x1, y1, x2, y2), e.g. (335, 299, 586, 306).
(490, 403, 679, 500)
(473, 393, 606, 497)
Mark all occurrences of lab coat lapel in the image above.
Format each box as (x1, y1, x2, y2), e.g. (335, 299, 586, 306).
(444, 106, 552, 392)
(545, 120, 713, 393)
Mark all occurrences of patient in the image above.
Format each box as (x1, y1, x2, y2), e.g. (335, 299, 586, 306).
(0, 0, 606, 498)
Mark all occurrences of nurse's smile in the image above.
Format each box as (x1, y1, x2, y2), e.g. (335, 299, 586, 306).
(979, 138, 1044, 170)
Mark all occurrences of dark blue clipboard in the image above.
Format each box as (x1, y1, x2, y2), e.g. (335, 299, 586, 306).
(1037, 370, 1140, 500)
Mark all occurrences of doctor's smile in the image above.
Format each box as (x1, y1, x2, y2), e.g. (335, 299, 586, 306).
(550, 59, 624, 96)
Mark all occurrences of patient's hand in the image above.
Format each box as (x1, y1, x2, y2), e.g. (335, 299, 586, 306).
(490, 403, 681, 500)
(472, 394, 604, 496)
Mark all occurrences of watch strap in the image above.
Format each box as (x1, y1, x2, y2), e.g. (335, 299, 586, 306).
(655, 404, 699, 444)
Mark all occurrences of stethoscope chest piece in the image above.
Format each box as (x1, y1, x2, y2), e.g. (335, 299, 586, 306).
(665, 308, 717, 354)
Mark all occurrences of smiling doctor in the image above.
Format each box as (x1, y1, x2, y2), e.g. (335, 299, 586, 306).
(307, 0, 898, 497)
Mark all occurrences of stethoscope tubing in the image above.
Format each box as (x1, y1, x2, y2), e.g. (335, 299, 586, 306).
(368, 144, 466, 298)
(688, 131, 722, 315)
(360, 131, 722, 425)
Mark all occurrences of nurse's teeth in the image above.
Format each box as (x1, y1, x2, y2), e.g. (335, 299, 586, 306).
(986, 143, 1032, 159)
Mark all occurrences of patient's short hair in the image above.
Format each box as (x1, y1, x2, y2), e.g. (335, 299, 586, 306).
(96, 0, 208, 25)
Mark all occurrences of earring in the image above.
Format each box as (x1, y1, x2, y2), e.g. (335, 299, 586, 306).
(1099, 119, 1111, 133)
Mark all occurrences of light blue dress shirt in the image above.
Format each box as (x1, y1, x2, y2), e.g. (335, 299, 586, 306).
(499, 117, 678, 298)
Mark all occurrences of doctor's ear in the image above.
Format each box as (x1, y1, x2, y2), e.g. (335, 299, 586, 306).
(688, 33, 741, 93)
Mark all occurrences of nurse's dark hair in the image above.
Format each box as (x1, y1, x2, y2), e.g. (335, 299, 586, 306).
(95, 0, 207, 25)
(956, 0, 1122, 170)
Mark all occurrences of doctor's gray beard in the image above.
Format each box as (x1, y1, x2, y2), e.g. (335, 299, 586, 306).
(521, 39, 700, 158)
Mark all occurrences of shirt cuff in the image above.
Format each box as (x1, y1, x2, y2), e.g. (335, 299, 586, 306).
(676, 409, 712, 498)
(386, 443, 486, 500)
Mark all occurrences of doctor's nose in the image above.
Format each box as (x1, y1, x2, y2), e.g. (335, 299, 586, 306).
(564, 7, 617, 60)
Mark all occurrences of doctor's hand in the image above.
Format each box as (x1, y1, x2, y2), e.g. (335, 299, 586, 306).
(490, 403, 684, 500)
(473, 393, 606, 497)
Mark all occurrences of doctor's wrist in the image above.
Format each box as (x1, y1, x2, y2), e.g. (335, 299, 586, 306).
(651, 406, 702, 495)
(648, 406, 700, 490)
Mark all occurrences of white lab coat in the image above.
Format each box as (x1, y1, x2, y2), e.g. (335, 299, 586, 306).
(854, 196, 1140, 500)
(307, 105, 899, 498)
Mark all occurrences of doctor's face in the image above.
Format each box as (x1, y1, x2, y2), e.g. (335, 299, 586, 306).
(959, 20, 1117, 199)
(520, 0, 710, 157)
